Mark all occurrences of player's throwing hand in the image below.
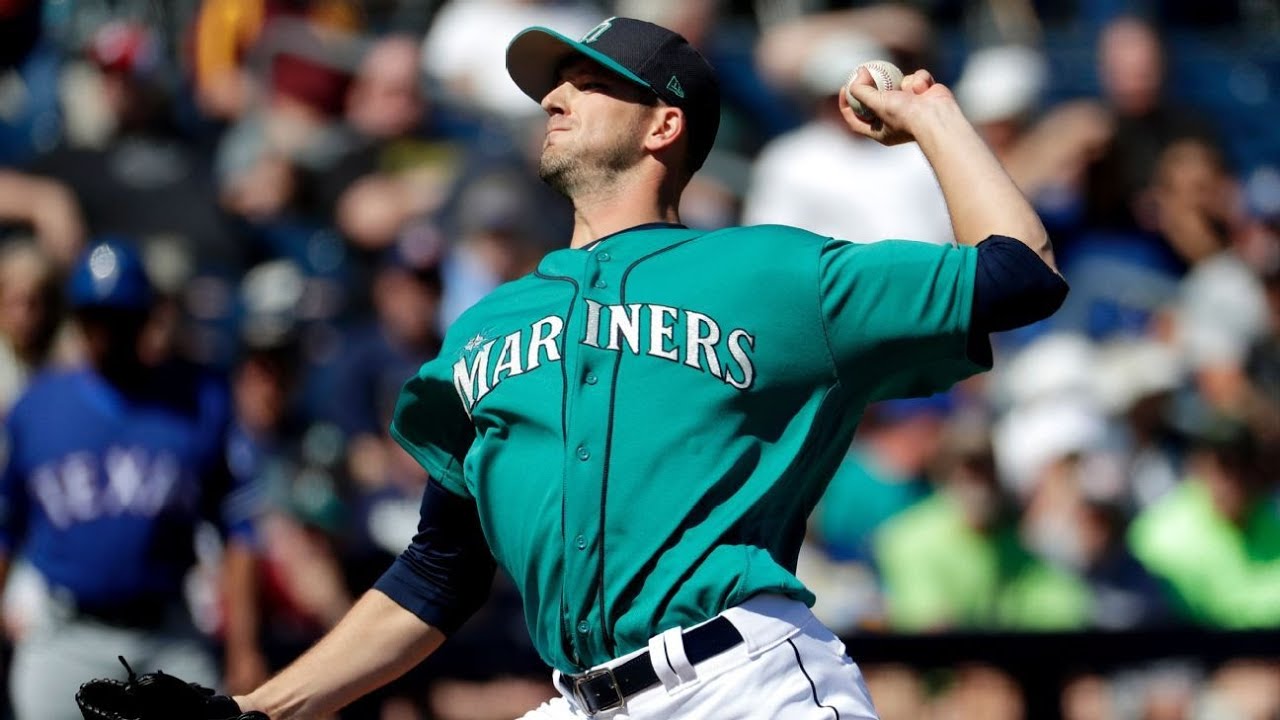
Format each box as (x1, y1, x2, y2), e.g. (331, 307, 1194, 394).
(840, 66, 953, 146)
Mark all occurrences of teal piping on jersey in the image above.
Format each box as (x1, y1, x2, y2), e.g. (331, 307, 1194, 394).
(580, 222, 687, 251)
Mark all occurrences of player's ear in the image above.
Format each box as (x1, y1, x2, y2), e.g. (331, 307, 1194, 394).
(644, 105, 686, 156)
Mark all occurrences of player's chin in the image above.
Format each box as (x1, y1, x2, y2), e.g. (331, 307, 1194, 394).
(540, 143, 574, 171)
(543, 129, 572, 150)
(537, 154, 573, 193)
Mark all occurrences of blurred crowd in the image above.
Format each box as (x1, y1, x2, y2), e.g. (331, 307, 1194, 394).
(0, 0, 1277, 719)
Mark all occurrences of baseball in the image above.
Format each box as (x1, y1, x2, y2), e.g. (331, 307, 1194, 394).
(844, 60, 905, 121)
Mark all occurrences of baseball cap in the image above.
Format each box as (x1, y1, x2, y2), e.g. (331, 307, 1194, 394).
(239, 259, 305, 350)
(506, 16, 721, 172)
(68, 238, 153, 311)
(798, 31, 888, 99)
(955, 45, 1048, 125)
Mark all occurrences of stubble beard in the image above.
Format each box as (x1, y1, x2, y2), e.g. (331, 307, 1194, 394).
(537, 147, 582, 199)
(538, 124, 646, 200)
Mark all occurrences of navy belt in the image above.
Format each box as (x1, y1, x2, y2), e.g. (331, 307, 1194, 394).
(567, 616, 743, 714)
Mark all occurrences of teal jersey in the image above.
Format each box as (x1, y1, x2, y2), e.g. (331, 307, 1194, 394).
(391, 224, 986, 672)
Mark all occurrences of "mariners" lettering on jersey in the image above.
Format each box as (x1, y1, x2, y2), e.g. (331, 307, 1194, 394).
(453, 304, 757, 413)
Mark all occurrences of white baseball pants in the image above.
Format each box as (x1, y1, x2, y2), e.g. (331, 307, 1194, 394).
(519, 594, 880, 719)
(8, 580, 217, 720)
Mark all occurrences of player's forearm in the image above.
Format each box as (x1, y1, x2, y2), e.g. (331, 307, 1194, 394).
(912, 102, 1057, 272)
(236, 590, 445, 719)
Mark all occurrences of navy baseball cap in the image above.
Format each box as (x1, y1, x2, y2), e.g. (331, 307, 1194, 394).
(68, 238, 153, 310)
(506, 16, 721, 172)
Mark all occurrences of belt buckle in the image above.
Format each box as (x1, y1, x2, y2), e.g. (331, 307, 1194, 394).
(573, 666, 626, 714)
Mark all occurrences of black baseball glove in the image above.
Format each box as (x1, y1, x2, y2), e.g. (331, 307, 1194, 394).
(76, 657, 270, 720)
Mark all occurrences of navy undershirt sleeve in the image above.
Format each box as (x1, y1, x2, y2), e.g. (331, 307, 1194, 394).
(373, 478, 496, 635)
(971, 235, 1069, 334)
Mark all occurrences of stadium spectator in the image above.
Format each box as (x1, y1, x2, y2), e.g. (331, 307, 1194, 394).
(437, 153, 572, 325)
(743, 29, 953, 245)
(192, 0, 362, 121)
(330, 34, 465, 251)
(0, 0, 62, 165)
(955, 44, 1113, 233)
(0, 242, 75, 414)
(223, 258, 355, 699)
(815, 396, 952, 564)
(801, 395, 952, 634)
(213, 16, 363, 225)
(22, 21, 252, 366)
(1091, 338, 1186, 508)
(1163, 139, 1270, 415)
(1018, 451, 1173, 629)
(1084, 15, 1220, 238)
(930, 665, 1026, 720)
(0, 170, 85, 265)
(1128, 415, 1280, 628)
(421, 0, 599, 118)
(1052, 17, 1226, 341)
(0, 239, 265, 717)
(874, 415, 1092, 632)
(1195, 659, 1280, 719)
(326, 232, 443, 490)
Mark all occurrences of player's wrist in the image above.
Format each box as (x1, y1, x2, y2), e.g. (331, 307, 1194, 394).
(232, 693, 264, 717)
(910, 100, 981, 159)
(907, 99, 962, 140)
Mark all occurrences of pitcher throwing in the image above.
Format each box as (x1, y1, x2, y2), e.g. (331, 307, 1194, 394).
(78, 16, 1068, 720)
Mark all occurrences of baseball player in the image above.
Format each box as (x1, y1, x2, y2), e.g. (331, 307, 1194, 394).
(0, 239, 265, 719)
(79, 16, 1068, 720)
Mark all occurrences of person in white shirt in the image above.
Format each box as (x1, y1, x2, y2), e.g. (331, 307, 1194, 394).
(743, 32, 953, 246)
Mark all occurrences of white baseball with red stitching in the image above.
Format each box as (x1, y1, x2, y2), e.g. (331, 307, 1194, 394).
(844, 60, 904, 120)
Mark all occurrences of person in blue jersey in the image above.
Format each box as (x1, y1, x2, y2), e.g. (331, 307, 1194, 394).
(0, 238, 267, 719)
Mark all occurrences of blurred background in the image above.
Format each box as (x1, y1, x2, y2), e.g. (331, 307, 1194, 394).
(0, 0, 1277, 718)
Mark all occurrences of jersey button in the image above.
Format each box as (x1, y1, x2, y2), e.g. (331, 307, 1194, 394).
(593, 279, 607, 289)
(576, 445, 590, 461)
(575, 534, 587, 550)
(577, 621, 590, 634)
(585, 373, 598, 385)
(598, 252, 611, 262)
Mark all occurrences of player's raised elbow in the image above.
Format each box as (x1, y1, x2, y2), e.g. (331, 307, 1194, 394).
(1027, 226, 1060, 276)
(970, 234, 1069, 333)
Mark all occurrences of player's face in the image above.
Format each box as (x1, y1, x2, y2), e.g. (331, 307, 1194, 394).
(537, 57, 655, 197)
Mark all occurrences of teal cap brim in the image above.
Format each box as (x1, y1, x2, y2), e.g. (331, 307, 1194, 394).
(506, 26, 652, 104)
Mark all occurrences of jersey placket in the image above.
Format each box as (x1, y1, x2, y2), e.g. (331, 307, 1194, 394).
(561, 247, 621, 667)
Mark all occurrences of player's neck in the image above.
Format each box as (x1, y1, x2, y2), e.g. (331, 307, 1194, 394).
(567, 175, 681, 249)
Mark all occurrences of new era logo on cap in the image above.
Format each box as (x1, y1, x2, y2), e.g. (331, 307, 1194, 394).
(505, 17, 721, 171)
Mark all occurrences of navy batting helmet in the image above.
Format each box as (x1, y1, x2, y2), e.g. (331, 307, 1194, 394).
(68, 238, 153, 310)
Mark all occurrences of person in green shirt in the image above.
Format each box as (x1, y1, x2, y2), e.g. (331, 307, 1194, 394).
(228, 16, 1068, 720)
(1129, 416, 1280, 627)
(815, 394, 953, 564)
(874, 415, 1092, 632)
(801, 395, 950, 633)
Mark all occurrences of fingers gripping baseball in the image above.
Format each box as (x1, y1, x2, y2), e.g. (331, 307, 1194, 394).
(840, 64, 944, 146)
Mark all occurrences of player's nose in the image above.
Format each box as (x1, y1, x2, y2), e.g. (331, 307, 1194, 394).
(541, 81, 570, 115)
